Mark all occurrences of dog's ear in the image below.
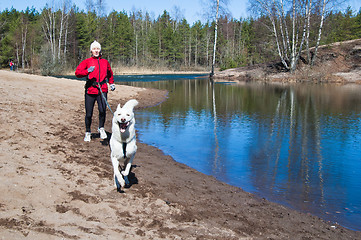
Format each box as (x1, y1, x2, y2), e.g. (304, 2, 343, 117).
(123, 99, 139, 110)
(130, 99, 139, 108)
(116, 104, 121, 111)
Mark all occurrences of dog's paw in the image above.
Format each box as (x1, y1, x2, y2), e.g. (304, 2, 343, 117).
(120, 171, 131, 187)
(114, 174, 125, 189)
(119, 178, 125, 188)
(123, 175, 130, 187)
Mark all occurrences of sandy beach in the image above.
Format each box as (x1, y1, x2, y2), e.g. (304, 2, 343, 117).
(0, 70, 360, 239)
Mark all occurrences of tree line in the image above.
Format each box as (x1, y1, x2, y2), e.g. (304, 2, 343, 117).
(0, 2, 360, 75)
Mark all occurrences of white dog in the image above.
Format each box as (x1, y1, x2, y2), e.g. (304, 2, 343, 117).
(110, 99, 138, 191)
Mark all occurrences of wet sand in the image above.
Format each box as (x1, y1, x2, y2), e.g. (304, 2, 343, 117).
(0, 70, 360, 239)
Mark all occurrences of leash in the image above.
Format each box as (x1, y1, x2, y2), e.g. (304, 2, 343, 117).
(97, 82, 114, 115)
(122, 142, 127, 158)
(96, 57, 114, 115)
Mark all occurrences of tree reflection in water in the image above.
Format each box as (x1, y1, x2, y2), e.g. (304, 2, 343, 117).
(120, 76, 361, 231)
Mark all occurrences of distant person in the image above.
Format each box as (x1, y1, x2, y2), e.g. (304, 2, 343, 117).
(9, 60, 14, 71)
(75, 40, 116, 142)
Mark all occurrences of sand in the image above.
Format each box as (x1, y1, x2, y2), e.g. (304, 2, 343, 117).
(0, 70, 360, 239)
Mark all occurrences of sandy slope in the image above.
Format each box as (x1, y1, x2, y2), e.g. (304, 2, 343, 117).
(0, 70, 360, 239)
(213, 38, 361, 83)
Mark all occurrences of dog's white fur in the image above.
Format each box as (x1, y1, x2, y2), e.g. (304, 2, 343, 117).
(110, 99, 138, 190)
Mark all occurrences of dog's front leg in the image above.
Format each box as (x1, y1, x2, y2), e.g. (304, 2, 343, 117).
(121, 154, 134, 186)
(111, 156, 125, 189)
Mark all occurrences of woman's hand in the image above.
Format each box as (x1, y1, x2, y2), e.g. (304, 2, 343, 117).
(110, 84, 116, 91)
(87, 66, 95, 73)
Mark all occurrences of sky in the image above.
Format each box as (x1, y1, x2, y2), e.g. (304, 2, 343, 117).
(1, 0, 360, 25)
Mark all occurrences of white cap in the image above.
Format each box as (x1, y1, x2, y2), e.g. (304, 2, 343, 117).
(90, 40, 101, 51)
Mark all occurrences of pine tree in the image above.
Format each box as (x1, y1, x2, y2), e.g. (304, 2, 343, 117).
(355, 9, 361, 38)
(76, 11, 97, 59)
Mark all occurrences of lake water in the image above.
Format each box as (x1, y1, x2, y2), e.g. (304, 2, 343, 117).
(63, 74, 361, 230)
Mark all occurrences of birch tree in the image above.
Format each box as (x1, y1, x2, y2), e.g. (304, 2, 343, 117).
(250, 0, 303, 72)
(311, 0, 327, 65)
(11, 9, 40, 69)
(203, 0, 230, 75)
(21, 17, 28, 69)
(41, 0, 71, 64)
(211, 0, 220, 76)
(250, 0, 337, 72)
(13, 13, 29, 69)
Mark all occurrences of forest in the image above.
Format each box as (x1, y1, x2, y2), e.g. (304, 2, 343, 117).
(0, 1, 361, 75)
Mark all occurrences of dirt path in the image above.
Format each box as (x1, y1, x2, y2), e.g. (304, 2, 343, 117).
(0, 70, 360, 239)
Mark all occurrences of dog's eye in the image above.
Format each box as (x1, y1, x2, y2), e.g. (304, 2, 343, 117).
(127, 114, 130, 116)
(118, 114, 121, 116)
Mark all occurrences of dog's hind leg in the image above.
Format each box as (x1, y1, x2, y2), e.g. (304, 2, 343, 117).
(112, 156, 125, 189)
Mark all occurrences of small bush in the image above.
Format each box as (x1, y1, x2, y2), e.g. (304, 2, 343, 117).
(40, 45, 64, 76)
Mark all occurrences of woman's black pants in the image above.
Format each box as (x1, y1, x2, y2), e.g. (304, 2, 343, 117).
(84, 93, 107, 132)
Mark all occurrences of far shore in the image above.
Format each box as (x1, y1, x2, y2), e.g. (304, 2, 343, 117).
(7, 65, 210, 77)
(213, 38, 361, 84)
(59, 66, 210, 76)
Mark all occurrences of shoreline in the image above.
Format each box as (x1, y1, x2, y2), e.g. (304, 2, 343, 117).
(11, 66, 209, 77)
(0, 70, 360, 239)
(59, 66, 209, 76)
(60, 71, 209, 76)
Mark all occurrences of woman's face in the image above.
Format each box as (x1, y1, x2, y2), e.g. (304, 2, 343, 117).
(91, 48, 100, 57)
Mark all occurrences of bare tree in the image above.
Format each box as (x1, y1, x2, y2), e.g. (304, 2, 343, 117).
(250, 0, 339, 72)
(85, 0, 94, 12)
(203, 0, 229, 76)
(57, 2, 68, 60)
(9, 12, 29, 69)
(21, 22, 28, 69)
(171, 5, 185, 31)
(311, 0, 327, 65)
(85, 0, 105, 15)
(95, 0, 106, 17)
(16, 13, 29, 69)
(250, 0, 305, 72)
(211, 0, 220, 76)
(42, 0, 71, 62)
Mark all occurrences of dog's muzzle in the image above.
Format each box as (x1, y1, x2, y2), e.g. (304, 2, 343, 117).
(118, 121, 130, 133)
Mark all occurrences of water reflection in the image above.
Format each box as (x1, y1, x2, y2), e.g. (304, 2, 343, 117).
(119, 77, 361, 230)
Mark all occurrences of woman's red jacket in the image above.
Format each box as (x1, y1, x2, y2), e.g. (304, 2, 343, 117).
(75, 56, 114, 95)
